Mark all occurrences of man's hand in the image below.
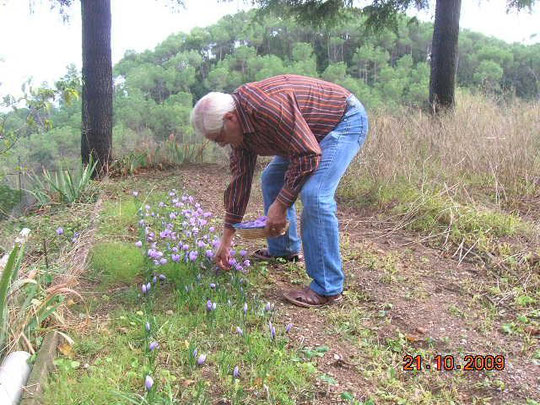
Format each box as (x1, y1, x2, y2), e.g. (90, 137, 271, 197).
(266, 200, 288, 238)
(215, 227, 235, 270)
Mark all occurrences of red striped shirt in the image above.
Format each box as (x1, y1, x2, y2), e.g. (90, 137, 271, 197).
(224, 75, 351, 228)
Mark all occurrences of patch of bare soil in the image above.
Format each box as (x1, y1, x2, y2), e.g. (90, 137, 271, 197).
(172, 164, 538, 404)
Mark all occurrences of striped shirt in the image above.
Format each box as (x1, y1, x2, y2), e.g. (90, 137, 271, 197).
(225, 74, 351, 228)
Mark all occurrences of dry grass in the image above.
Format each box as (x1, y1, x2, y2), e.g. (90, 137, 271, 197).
(350, 91, 540, 206)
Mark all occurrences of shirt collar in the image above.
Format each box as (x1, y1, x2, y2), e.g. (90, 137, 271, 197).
(232, 93, 255, 135)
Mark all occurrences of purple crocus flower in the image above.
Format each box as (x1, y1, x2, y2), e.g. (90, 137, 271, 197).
(153, 275, 158, 284)
(189, 251, 198, 262)
(172, 254, 181, 262)
(205, 250, 214, 259)
(145, 375, 154, 391)
(233, 366, 240, 378)
(193, 348, 198, 358)
(159, 274, 166, 281)
(236, 326, 243, 336)
(149, 341, 159, 351)
(265, 302, 273, 312)
(243, 302, 248, 316)
(197, 354, 206, 365)
(209, 283, 216, 289)
(135, 241, 143, 248)
(141, 284, 147, 294)
(159, 258, 167, 265)
(146, 282, 151, 292)
(56, 227, 64, 236)
(145, 322, 151, 332)
(269, 322, 276, 340)
(206, 300, 213, 312)
(132, 191, 139, 197)
(212, 302, 217, 311)
(239, 250, 248, 257)
(209, 226, 215, 233)
(243, 260, 251, 267)
(285, 323, 293, 333)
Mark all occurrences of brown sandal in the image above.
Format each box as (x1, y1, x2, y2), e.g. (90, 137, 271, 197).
(251, 248, 303, 263)
(283, 287, 342, 308)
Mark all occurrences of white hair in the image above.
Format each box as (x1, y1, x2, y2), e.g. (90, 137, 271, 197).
(190, 92, 235, 138)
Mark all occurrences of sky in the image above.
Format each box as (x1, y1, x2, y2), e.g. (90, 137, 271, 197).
(0, 0, 538, 99)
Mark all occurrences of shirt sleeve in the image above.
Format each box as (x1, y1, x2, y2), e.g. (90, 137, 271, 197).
(257, 91, 322, 207)
(224, 147, 257, 229)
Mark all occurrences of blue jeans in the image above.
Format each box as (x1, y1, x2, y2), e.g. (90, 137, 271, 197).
(261, 95, 368, 296)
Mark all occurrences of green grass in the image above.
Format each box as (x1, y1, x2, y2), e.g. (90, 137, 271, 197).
(90, 242, 145, 286)
(45, 188, 317, 404)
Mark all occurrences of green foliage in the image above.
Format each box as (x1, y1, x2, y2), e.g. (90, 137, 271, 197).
(90, 242, 145, 285)
(28, 160, 98, 206)
(0, 229, 27, 352)
(0, 184, 21, 219)
(0, 8, 537, 179)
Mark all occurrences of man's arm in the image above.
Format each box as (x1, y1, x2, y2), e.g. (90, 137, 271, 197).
(223, 147, 257, 228)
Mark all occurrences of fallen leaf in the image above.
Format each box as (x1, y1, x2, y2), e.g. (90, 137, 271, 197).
(58, 343, 74, 358)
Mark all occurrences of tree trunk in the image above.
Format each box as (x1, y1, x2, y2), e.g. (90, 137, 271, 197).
(429, 0, 462, 113)
(81, 0, 112, 178)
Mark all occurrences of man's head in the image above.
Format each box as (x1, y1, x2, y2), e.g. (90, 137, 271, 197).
(191, 92, 244, 148)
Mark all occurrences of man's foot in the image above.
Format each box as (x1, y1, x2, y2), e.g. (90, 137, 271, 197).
(251, 248, 303, 263)
(282, 287, 342, 308)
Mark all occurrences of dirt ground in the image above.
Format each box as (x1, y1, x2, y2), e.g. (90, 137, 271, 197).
(129, 164, 538, 404)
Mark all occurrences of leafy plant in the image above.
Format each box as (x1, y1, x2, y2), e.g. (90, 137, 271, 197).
(28, 158, 98, 206)
(0, 228, 29, 352)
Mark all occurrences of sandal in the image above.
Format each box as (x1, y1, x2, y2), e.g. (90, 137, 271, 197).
(251, 248, 303, 263)
(283, 287, 342, 308)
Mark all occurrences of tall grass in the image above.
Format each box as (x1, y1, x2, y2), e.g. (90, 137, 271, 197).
(342, 91, 540, 209)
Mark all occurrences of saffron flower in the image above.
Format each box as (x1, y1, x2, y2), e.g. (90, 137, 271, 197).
(56, 227, 64, 236)
(209, 283, 216, 289)
(145, 375, 154, 391)
(132, 191, 139, 197)
(233, 366, 240, 378)
(197, 354, 207, 365)
(206, 300, 213, 312)
(159, 274, 166, 281)
(205, 250, 214, 259)
(239, 250, 248, 257)
(265, 302, 273, 312)
(172, 253, 181, 262)
(270, 323, 276, 340)
(189, 251, 198, 261)
(286, 323, 293, 333)
(243, 302, 248, 316)
(193, 348, 198, 358)
(159, 258, 167, 265)
(141, 284, 148, 294)
(145, 322, 151, 332)
(149, 341, 159, 351)
(135, 241, 143, 248)
(236, 326, 243, 336)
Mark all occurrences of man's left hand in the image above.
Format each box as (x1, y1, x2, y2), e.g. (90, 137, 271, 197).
(266, 200, 288, 238)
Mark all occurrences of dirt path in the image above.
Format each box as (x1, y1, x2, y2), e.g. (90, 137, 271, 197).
(174, 163, 538, 404)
